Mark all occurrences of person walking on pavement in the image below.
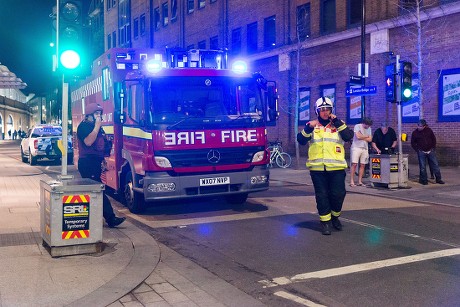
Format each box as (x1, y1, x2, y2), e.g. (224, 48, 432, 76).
(371, 122, 397, 154)
(77, 103, 126, 228)
(411, 119, 445, 185)
(297, 97, 354, 235)
(350, 117, 373, 186)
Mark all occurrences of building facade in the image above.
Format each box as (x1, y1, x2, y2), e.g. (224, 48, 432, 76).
(96, 0, 460, 165)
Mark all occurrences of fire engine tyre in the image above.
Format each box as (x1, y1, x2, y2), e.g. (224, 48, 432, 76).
(276, 152, 292, 168)
(123, 171, 145, 213)
(225, 193, 249, 204)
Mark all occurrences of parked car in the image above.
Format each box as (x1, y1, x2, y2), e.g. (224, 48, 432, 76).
(20, 125, 73, 165)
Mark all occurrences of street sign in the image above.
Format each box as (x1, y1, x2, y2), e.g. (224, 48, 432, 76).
(350, 75, 363, 84)
(346, 86, 377, 97)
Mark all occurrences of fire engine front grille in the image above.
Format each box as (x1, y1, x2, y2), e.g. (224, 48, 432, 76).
(155, 146, 263, 167)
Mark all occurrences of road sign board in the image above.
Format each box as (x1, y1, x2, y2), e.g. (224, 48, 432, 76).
(350, 75, 363, 84)
(346, 86, 377, 97)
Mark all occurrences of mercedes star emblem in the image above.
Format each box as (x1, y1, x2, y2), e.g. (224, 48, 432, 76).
(207, 149, 221, 164)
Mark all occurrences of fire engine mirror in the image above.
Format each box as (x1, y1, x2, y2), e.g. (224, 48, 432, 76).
(268, 109, 278, 122)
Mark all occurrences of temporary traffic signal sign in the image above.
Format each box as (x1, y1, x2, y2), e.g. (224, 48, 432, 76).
(401, 61, 413, 101)
(385, 64, 396, 103)
(58, 0, 85, 75)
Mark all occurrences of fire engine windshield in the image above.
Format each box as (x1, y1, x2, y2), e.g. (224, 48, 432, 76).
(148, 76, 264, 128)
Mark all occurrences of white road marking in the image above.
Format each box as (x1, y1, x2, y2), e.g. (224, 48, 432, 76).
(274, 291, 327, 307)
(260, 248, 460, 287)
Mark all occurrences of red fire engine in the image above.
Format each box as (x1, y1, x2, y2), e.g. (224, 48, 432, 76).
(71, 48, 278, 213)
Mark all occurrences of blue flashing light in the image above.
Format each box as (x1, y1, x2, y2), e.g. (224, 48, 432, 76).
(146, 60, 162, 73)
(232, 60, 248, 74)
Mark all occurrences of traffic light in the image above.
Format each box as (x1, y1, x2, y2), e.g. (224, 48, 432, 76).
(58, 0, 85, 75)
(385, 64, 396, 103)
(401, 61, 413, 101)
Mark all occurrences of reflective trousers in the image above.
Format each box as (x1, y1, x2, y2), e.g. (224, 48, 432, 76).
(310, 169, 347, 221)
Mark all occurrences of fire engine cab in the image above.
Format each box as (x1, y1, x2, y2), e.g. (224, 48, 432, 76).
(71, 48, 278, 213)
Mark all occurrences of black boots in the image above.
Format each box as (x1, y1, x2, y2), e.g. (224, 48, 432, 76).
(331, 216, 342, 231)
(321, 217, 342, 235)
(107, 216, 126, 228)
(321, 221, 332, 235)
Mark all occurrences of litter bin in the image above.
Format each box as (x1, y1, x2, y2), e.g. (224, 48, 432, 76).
(40, 178, 104, 257)
(369, 154, 408, 189)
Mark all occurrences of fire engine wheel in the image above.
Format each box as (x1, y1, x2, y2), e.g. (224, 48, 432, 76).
(225, 193, 248, 205)
(123, 171, 145, 213)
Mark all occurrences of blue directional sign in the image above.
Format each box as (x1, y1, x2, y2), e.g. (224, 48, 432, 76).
(345, 86, 377, 97)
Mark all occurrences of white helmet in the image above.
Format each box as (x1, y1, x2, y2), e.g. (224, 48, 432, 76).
(315, 97, 333, 115)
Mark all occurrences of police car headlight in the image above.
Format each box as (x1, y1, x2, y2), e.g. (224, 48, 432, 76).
(154, 156, 172, 168)
(252, 150, 265, 163)
(148, 183, 176, 192)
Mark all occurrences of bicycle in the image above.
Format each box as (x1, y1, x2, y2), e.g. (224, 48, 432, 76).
(268, 141, 292, 168)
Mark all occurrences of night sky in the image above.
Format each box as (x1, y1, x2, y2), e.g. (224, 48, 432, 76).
(0, 0, 56, 95)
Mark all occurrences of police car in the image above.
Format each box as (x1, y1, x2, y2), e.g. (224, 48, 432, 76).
(20, 125, 73, 165)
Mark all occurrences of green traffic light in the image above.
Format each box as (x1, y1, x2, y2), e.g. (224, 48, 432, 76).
(403, 88, 412, 98)
(60, 50, 80, 69)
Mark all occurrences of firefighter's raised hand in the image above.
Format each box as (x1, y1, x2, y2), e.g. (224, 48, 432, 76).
(94, 114, 102, 130)
(308, 120, 318, 128)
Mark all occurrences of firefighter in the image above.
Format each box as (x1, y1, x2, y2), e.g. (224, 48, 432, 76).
(77, 103, 126, 228)
(297, 97, 354, 235)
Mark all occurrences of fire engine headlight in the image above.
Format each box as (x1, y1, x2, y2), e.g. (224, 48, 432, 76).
(155, 156, 172, 168)
(148, 183, 176, 192)
(251, 175, 268, 184)
(232, 60, 248, 74)
(252, 150, 265, 163)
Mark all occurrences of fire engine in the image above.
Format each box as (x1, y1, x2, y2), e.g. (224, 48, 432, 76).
(71, 48, 278, 213)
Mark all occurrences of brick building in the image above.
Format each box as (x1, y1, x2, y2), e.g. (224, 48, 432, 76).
(97, 0, 460, 165)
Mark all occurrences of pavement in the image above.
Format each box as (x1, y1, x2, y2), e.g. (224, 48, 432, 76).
(0, 139, 459, 306)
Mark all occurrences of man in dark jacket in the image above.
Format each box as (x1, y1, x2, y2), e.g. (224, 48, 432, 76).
(410, 119, 444, 185)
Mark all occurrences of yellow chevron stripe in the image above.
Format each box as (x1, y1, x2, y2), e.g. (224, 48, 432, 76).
(123, 126, 153, 140)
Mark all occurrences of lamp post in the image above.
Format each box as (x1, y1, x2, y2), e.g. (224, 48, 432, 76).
(360, 0, 366, 118)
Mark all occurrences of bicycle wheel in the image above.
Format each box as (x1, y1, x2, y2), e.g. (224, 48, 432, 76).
(276, 152, 292, 168)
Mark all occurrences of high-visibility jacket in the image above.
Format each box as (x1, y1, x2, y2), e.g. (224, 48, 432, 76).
(301, 122, 348, 171)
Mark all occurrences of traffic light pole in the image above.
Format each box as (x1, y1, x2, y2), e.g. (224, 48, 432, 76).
(59, 74, 73, 180)
(395, 55, 405, 188)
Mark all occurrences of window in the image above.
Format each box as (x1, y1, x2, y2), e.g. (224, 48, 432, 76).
(118, 0, 131, 47)
(348, 0, 362, 26)
(210, 36, 218, 49)
(112, 31, 116, 48)
(231, 28, 242, 55)
(400, 0, 418, 11)
(264, 15, 276, 48)
(107, 33, 112, 49)
(140, 14, 146, 35)
(199, 0, 205, 9)
(162, 2, 169, 26)
(320, 0, 336, 34)
(187, 44, 195, 50)
(134, 17, 139, 39)
(154, 7, 160, 31)
(188, 0, 194, 13)
(171, 0, 178, 22)
(198, 40, 206, 49)
(297, 3, 311, 41)
(247, 22, 258, 54)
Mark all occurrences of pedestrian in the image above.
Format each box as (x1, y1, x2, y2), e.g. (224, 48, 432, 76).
(371, 122, 397, 154)
(350, 117, 373, 186)
(18, 129, 22, 139)
(8, 130, 11, 139)
(77, 103, 126, 228)
(297, 97, 354, 235)
(410, 119, 444, 185)
(13, 130, 17, 140)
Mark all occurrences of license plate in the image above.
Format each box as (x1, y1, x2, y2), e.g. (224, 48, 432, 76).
(200, 176, 230, 186)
